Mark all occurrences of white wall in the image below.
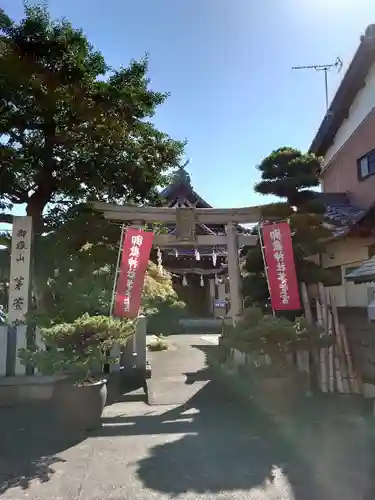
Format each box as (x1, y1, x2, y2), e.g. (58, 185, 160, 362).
(322, 237, 375, 307)
(321, 238, 372, 267)
(324, 61, 375, 167)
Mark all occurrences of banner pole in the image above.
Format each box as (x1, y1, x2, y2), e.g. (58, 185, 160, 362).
(258, 221, 276, 317)
(109, 224, 125, 316)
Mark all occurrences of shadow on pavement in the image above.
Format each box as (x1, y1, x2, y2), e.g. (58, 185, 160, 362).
(0, 402, 85, 494)
(97, 380, 319, 498)
(2, 336, 375, 499)
(184, 366, 211, 385)
(96, 349, 375, 499)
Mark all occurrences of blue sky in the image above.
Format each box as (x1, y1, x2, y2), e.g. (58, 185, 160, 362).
(2, 0, 375, 213)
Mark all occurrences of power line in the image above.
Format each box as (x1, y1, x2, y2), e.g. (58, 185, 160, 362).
(292, 57, 343, 111)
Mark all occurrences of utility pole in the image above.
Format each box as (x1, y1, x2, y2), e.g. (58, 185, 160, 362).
(292, 57, 343, 111)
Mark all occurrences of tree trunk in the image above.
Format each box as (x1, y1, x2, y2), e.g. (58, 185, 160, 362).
(26, 194, 54, 314)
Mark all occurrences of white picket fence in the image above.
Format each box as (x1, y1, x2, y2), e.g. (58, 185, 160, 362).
(0, 323, 32, 376)
(0, 317, 147, 377)
(228, 346, 311, 381)
(0, 325, 7, 376)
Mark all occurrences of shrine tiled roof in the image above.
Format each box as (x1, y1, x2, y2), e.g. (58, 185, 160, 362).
(160, 167, 211, 208)
(315, 192, 367, 237)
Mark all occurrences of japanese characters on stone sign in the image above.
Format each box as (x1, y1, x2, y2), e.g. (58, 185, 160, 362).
(262, 222, 300, 311)
(8, 216, 32, 328)
(113, 228, 154, 318)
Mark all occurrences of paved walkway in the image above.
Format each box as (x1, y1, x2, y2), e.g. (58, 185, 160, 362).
(1, 334, 375, 500)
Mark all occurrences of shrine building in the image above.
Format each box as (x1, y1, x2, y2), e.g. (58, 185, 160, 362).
(153, 164, 247, 318)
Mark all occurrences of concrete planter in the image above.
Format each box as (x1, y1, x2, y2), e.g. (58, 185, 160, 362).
(52, 379, 107, 431)
(0, 376, 66, 406)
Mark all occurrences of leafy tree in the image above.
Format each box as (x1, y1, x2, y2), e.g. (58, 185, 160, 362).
(142, 261, 187, 334)
(0, 203, 185, 326)
(243, 147, 331, 307)
(16, 205, 186, 325)
(0, 3, 184, 306)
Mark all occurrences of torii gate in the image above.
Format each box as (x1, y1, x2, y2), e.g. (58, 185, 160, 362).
(0, 204, 261, 377)
(92, 202, 261, 323)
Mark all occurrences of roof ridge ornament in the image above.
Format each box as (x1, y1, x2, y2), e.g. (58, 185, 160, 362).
(175, 159, 192, 186)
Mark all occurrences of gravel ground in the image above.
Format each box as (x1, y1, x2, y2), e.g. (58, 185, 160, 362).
(1, 334, 375, 500)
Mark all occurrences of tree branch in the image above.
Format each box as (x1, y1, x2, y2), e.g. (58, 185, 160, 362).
(0, 213, 13, 224)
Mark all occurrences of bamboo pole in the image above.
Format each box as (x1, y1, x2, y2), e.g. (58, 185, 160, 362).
(318, 283, 328, 329)
(316, 299, 328, 392)
(301, 282, 313, 325)
(325, 290, 335, 393)
(318, 282, 330, 391)
(258, 222, 275, 317)
(330, 295, 350, 394)
(327, 311, 335, 392)
(300, 282, 312, 392)
(109, 224, 125, 316)
(334, 349, 345, 393)
(340, 323, 361, 394)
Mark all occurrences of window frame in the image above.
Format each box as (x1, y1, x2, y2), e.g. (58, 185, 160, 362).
(357, 149, 375, 181)
(344, 265, 361, 277)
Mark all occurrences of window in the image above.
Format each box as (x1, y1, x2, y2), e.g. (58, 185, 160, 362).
(344, 265, 360, 277)
(324, 265, 342, 287)
(357, 150, 375, 180)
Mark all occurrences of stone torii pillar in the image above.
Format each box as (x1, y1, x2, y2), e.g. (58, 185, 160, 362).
(225, 222, 242, 324)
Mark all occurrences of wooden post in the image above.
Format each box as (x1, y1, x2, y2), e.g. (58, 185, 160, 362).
(134, 315, 147, 371)
(208, 279, 215, 314)
(225, 222, 242, 325)
(109, 344, 122, 374)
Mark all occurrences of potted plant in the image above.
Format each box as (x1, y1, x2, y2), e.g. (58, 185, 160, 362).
(219, 308, 328, 415)
(19, 313, 135, 430)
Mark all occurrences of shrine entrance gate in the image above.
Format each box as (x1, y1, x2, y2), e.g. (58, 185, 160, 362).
(92, 203, 261, 324)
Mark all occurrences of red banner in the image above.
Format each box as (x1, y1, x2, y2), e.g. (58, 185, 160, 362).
(113, 228, 154, 318)
(262, 222, 301, 311)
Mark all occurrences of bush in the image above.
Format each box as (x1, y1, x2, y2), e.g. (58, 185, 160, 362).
(220, 307, 328, 370)
(19, 314, 135, 383)
(148, 334, 168, 351)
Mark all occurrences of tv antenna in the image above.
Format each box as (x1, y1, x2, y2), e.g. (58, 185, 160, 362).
(292, 57, 343, 111)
